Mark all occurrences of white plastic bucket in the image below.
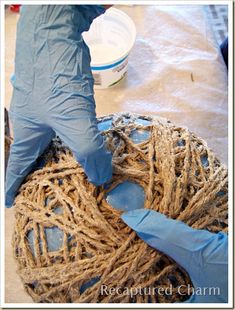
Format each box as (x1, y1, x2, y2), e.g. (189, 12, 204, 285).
(83, 8, 136, 89)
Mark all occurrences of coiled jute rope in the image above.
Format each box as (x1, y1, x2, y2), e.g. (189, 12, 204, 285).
(12, 113, 228, 303)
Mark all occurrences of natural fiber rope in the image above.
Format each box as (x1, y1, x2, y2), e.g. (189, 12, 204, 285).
(12, 112, 228, 303)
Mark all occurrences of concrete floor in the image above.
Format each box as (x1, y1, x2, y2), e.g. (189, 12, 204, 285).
(4, 5, 228, 304)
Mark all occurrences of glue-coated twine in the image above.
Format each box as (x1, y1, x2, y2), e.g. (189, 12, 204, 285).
(12, 113, 228, 303)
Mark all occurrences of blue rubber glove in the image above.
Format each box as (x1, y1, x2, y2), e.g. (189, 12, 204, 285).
(121, 209, 228, 303)
(5, 5, 112, 208)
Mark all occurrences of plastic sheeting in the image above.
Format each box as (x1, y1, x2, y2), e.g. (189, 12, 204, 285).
(95, 5, 228, 165)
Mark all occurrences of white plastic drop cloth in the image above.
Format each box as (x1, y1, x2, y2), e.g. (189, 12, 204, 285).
(95, 5, 228, 165)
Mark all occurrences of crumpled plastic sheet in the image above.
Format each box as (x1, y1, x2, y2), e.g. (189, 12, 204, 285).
(94, 5, 228, 166)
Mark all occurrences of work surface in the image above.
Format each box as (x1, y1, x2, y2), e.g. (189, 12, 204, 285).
(5, 5, 228, 303)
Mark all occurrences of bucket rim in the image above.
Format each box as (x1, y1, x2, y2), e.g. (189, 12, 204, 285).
(85, 7, 137, 68)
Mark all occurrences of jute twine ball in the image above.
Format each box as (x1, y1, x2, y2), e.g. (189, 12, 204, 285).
(12, 113, 228, 303)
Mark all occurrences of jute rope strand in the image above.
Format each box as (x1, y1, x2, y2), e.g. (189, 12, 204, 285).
(12, 113, 228, 303)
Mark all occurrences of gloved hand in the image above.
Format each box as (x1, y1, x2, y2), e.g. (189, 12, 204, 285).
(5, 5, 112, 208)
(121, 209, 228, 303)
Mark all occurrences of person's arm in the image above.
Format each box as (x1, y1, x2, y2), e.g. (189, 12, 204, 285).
(5, 5, 113, 208)
(122, 209, 228, 303)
